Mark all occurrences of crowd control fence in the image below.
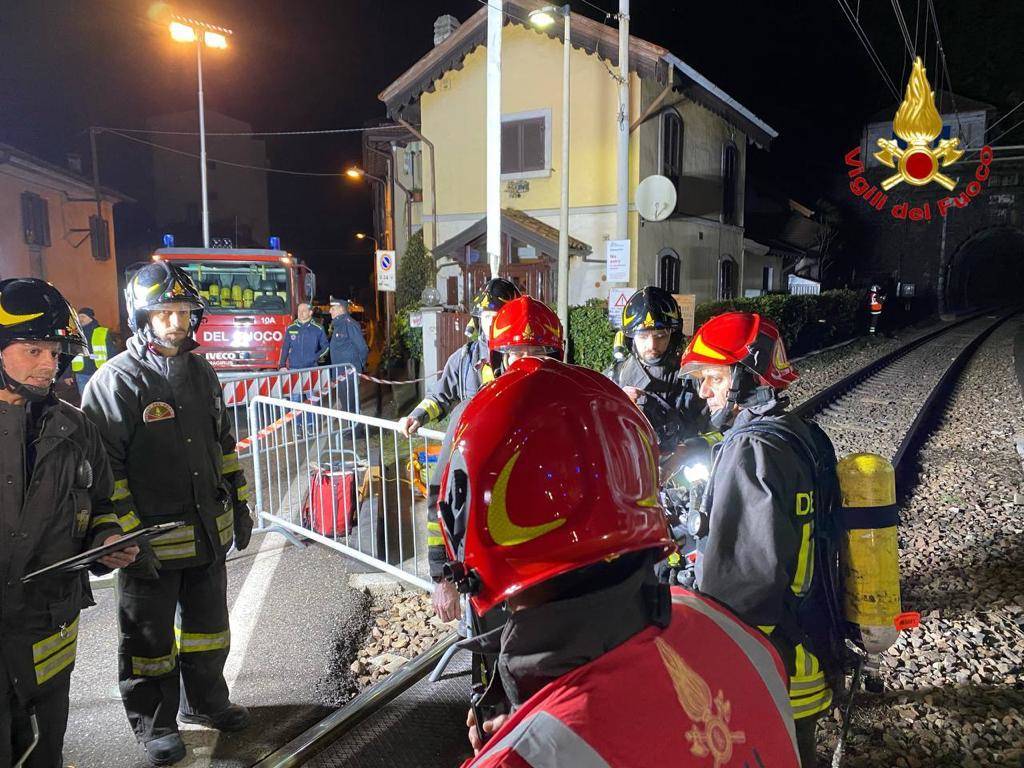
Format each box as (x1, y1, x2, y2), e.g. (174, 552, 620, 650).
(246, 395, 444, 591)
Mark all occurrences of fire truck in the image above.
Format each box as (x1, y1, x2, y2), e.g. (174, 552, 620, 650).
(149, 247, 316, 371)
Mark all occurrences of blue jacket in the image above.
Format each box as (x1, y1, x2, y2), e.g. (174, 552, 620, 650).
(329, 315, 368, 370)
(278, 320, 328, 369)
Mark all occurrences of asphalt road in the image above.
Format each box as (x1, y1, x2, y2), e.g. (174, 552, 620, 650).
(64, 532, 364, 768)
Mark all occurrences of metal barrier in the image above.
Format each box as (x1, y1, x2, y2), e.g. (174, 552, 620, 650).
(247, 395, 445, 591)
(218, 364, 360, 456)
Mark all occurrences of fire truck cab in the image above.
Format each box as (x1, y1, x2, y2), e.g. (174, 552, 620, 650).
(149, 247, 315, 371)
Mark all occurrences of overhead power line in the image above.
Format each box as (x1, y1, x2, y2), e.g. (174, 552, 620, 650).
(94, 125, 395, 138)
(103, 129, 350, 177)
(834, 0, 901, 100)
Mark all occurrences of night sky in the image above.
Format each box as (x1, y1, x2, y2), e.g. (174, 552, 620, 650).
(2, 0, 1021, 298)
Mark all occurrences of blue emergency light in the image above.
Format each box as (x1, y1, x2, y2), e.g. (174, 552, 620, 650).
(163, 234, 175, 247)
(269, 236, 281, 250)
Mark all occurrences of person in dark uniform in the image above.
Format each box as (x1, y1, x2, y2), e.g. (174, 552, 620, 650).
(396, 278, 520, 621)
(278, 302, 328, 436)
(679, 311, 836, 768)
(327, 298, 368, 414)
(605, 286, 716, 459)
(0, 278, 137, 767)
(82, 263, 253, 767)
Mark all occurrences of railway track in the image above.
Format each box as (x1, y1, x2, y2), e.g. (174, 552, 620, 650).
(257, 310, 1016, 768)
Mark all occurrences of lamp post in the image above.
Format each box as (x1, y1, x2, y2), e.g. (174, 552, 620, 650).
(356, 232, 383, 338)
(529, 5, 571, 334)
(169, 15, 232, 248)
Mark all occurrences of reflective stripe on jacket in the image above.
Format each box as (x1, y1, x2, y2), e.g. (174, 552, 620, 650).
(463, 589, 798, 768)
(71, 325, 112, 373)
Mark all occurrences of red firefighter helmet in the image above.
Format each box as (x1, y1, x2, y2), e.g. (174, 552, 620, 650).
(679, 311, 798, 391)
(438, 357, 673, 614)
(488, 296, 564, 370)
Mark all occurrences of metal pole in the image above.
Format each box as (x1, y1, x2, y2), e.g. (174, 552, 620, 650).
(556, 8, 571, 332)
(197, 41, 211, 247)
(616, 0, 630, 241)
(486, 0, 503, 277)
(89, 128, 103, 224)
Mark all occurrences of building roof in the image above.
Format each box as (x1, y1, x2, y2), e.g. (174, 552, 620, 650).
(868, 90, 996, 123)
(0, 142, 130, 203)
(434, 208, 592, 260)
(379, 2, 777, 148)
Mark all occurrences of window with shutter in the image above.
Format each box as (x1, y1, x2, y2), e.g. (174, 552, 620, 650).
(722, 144, 739, 225)
(501, 111, 551, 176)
(661, 111, 683, 196)
(21, 193, 51, 247)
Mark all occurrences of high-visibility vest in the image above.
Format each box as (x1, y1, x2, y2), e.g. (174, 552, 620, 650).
(71, 326, 110, 372)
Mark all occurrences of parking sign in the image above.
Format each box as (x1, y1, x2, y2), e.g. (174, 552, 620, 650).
(377, 250, 396, 292)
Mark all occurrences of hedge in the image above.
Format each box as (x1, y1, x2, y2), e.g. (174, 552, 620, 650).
(568, 289, 869, 371)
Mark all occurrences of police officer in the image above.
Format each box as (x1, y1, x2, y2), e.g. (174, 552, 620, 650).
(69, 307, 117, 394)
(327, 298, 368, 414)
(82, 263, 253, 767)
(397, 278, 520, 620)
(278, 302, 328, 435)
(438, 358, 799, 767)
(0, 278, 137, 767)
(679, 311, 836, 768)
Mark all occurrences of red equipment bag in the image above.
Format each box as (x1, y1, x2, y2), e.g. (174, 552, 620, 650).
(301, 451, 359, 537)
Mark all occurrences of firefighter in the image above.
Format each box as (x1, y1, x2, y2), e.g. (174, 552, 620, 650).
(426, 296, 563, 623)
(868, 284, 886, 334)
(69, 306, 117, 394)
(82, 262, 253, 767)
(437, 358, 798, 767)
(605, 287, 711, 453)
(679, 311, 836, 767)
(327, 298, 368, 415)
(0, 278, 138, 767)
(397, 277, 520, 441)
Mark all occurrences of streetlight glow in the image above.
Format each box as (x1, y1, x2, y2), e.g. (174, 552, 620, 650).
(355, 232, 367, 240)
(204, 30, 228, 49)
(169, 21, 197, 42)
(528, 7, 558, 28)
(345, 168, 364, 179)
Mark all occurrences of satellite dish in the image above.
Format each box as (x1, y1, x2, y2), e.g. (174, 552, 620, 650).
(636, 175, 678, 222)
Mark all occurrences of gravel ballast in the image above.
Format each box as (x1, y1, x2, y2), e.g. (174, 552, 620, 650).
(814, 318, 1024, 767)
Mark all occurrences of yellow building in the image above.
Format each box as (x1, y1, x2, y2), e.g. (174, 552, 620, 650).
(0, 143, 125, 329)
(379, 4, 782, 306)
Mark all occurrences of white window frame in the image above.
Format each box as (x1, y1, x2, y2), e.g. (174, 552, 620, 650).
(500, 108, 553, 181)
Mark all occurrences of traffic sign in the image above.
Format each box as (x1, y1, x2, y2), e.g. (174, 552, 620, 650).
(377, 250, 396, 292)
(608, 286, 632, 327)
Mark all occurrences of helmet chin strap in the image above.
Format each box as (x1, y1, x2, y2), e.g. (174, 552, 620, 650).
(0, 350, 52, 403)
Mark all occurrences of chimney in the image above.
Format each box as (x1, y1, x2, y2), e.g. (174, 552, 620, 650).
(66, 152, 83, 174)
(433, 14, 460, 46)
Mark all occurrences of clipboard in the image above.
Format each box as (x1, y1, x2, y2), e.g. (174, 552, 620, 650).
(21, 521, 186, 582)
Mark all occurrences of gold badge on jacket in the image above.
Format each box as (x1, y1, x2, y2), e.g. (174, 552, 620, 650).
(656, 637, 745, 767)
(143, 401, 176, 423)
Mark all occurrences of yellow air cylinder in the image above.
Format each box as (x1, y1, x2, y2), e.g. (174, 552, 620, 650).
(836, 453, 901, 656)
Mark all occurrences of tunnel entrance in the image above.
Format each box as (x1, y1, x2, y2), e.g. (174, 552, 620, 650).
(945, 226, 1024, 309)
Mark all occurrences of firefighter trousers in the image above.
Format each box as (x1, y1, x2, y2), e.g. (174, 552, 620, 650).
(117, 562, 231, 742)
(0, 657, 70, 768)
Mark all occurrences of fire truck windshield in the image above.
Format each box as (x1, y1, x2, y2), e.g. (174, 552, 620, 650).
(177, 262, 292, 315)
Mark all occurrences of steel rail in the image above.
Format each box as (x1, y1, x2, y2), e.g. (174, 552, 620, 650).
(252, 632, 459, 768)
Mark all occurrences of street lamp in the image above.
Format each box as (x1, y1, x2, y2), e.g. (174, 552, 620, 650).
(356, 233, 382, 325)
(355, 232, 379, 249)
(169, 14, 233, 248)
(530, 4, 571, 334)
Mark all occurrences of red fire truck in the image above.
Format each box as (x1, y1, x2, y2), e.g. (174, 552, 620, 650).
(150, 247, 316, 371)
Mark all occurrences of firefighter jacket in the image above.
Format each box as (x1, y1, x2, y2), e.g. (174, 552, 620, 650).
(82, 336, 251, 570)
(424, 400, 470, 581)
(0, 396, 120, 701)
(409, 338, 491, 425)
(605, 353, 711, 453)
(694, 400, 834, 720)
(463, 584, 798, 768)
(278, 320, 328, 370)
(329, 314, 368, 371)
(71, 321, 116, 376)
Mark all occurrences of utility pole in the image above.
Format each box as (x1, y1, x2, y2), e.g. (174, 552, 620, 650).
(556, 7, 571, 333)
(616, 0, 630, 242)
(486, 0, 503, 277)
